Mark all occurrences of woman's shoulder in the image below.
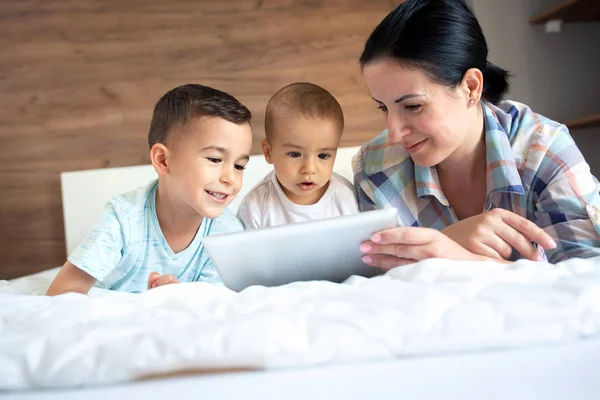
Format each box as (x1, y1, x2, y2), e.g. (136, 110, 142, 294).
(491, 100, 568, 142)
(490, 100, 577, 159)
(352, 129, 412, 178)
(491, 100, 584, 188)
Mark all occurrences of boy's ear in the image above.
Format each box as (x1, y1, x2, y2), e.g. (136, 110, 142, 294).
(150, 143, 170, 176)
(261, 139, 273, 164)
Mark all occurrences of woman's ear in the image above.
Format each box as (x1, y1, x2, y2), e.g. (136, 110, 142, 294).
(462, 67, 484, 105)
(150, 143, 170, 176)
(261, 139, 273, 164)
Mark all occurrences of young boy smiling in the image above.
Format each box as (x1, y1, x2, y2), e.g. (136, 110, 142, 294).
(47, 84, 253, 294)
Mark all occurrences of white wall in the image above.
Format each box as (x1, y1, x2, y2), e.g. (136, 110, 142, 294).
(469, 0, 600, 175)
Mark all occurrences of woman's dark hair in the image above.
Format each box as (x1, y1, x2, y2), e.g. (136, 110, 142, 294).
(359, 0, 509, 105)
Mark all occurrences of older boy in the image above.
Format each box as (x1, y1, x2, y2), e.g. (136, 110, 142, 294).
(47, 84, 253, 294)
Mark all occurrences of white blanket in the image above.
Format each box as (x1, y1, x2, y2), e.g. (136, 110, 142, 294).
(1, 257, 600, 390)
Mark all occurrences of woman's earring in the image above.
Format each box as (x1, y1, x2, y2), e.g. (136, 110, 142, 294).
(469, 99, 475, 105)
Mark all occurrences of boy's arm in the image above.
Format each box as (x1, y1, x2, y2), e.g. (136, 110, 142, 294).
(48, 201, 126, 295)
(46, 261, 97, 295)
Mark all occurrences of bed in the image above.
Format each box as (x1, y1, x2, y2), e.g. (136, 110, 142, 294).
(2, 146, 600, 399)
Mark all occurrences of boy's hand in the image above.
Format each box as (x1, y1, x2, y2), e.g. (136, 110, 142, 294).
(147, 272, 180, 290)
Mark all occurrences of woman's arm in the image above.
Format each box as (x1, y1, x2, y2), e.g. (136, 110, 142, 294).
(531, 127, 600, 262)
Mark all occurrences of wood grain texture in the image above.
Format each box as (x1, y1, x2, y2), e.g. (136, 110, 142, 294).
(0, 0, 395, 279)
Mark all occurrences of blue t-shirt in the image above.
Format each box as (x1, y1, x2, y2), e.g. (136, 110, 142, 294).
(68, 180, 243, 293)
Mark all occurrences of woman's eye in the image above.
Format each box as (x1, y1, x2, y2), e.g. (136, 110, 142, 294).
(376, 104, 388, 113)
(318, 153, 331, 160)
(405, 104, 423, 112)
(287, 152, 301, 158)
(207, 157, 221, 163)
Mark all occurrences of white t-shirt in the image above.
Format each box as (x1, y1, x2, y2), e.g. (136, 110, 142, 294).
(237, 170, 359, 229)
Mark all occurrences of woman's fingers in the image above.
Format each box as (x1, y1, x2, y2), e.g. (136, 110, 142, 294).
(493, 220, 543, 261)
(477, 234, 513, 260)
(362, 254, 415, 271)
(361, 241, 433, 262)
(361, 227, 448, 263)
(495, 209, 557, 249)
(371, 227, 437, 246)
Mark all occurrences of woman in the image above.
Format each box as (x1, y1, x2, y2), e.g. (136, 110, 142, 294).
(355, 0, 600, 269)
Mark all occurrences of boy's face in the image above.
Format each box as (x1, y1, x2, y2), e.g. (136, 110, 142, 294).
(262, 115, 341, 205)
(164, 117, 253, 219)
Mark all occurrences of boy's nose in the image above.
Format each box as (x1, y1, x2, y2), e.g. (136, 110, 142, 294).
(300, 158, 316, 175)
(220, 167, 235, 185)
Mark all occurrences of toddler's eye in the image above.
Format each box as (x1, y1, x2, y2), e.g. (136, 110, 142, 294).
(318, 154, 331, 160)
(287, 152, 301, 158)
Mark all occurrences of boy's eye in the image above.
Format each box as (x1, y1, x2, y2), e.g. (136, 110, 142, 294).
(405, 104, 423, 112)
(234, 164, 246, 171)
(207, 157, 221, 163)
(287, 152, 301, 158)
(376, 104, 388, 113)
(318, 153, 331, 160)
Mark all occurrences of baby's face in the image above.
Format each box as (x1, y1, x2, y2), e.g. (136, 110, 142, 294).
(264, 116, 341, 205)
(165, 116, 252, 219)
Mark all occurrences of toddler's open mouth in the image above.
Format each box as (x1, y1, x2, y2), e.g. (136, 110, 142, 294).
(297, 182, 317, 191)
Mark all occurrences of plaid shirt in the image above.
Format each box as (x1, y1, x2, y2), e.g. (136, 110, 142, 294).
(353, 100, 600, 263)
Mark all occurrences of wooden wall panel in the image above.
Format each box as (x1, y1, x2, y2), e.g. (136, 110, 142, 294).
(0, 0, 395, 279)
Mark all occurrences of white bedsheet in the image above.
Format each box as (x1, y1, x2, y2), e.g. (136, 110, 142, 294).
(1, 257, 600, 390)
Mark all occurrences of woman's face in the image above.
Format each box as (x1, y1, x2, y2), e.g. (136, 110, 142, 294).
(362, 58, 476, 168)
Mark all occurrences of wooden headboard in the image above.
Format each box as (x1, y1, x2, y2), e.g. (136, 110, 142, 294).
(0, 0, 393, 279)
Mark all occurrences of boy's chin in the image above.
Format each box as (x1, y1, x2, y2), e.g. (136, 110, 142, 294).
(199, 206, 227, 219)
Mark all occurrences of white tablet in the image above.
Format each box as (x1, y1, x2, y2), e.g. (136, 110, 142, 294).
(202, 207, 399, 292)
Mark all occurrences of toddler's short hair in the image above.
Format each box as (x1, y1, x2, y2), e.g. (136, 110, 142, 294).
(264, 82, 344, 142)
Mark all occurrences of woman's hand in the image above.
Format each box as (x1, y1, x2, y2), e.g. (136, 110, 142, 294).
(441, 208, 557, 261)
(360, 227, 487, 271)
(147, 272, 180, 290)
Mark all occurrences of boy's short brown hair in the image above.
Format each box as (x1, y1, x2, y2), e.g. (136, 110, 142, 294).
(264, 82, 344, 142)
(148, 84, 252, 148)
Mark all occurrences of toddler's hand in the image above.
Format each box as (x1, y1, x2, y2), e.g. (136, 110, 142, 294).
(147, 272, 180, 290)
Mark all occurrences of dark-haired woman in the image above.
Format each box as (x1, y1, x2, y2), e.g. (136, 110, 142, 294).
(355, 0, 600, 269)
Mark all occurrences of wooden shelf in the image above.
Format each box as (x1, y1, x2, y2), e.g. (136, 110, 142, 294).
(564, 113, 600, 130)
(530, 0, 600, 24)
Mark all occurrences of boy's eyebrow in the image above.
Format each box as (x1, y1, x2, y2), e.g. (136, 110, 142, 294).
(201, 145, 227, 153)
(281, 143, 337, 152)
(372, 93, 424, 104)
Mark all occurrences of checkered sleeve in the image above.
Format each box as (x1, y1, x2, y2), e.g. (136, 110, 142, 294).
(352, 151, 378, 212)
(531, 127, 600, 263)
